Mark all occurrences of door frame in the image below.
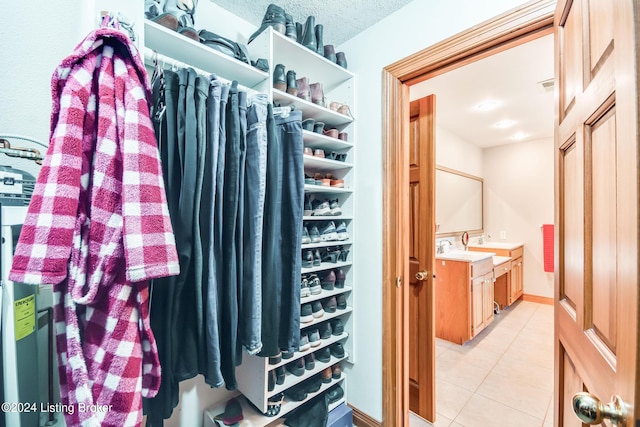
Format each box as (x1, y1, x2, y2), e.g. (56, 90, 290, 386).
(381, 1, 555, 425)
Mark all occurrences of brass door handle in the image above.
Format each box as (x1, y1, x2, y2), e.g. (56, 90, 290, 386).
(415, 270, 428, 281)
(572, 392, 626, 425)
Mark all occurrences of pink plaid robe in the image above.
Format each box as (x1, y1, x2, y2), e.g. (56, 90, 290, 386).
(9, 28, 179, 426)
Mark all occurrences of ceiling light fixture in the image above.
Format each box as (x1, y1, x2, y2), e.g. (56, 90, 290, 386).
(510, 132, 529, 140)
(494, 120, 515, 129)
(475, 100, 499, 111)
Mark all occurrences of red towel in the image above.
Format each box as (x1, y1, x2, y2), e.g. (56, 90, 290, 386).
(542, 224, 554, 272)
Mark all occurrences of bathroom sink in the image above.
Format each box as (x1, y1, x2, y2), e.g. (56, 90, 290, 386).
(436, 250, 495, 262)
(469, 242, 523, 250)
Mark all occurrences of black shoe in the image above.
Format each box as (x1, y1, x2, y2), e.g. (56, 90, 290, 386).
(276, 366, 285, 384)
(313, 249, 322, 266)
(286, 70, 298, 95)
(324, 44, 337, 63)
(330, 318, 344, 335)
(315, 347, 331, 363)
(330, 342, 345, 358)
(336, 294, 347, 310)
(301, 303, 313, 323)
(286, 358, 305, 376)
(301, 16, 317, 51)
(273, 63, 286, 91)
(318, 321, 332, 339)
(266, 393, 284, 417)
(323, 296, 337, 313)
(248, 3, 287, 43)
(304, 353, 315, 370)
(268, 369, 276, 391)
(296, 21, 303, 42)
(285, 384, 307, 401)
(311, 301, 324, 318)
(303, 375, 322, 394)
(302, 250, 314, 268)
(327, 385, 344, 403)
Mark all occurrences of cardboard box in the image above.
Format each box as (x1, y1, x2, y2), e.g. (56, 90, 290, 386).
(326, 403, 352, 427)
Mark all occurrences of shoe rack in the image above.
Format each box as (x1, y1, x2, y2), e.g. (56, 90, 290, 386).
(143, 18, 354, 420)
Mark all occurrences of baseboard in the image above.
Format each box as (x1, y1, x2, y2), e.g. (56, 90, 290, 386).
(349, 405, 382, 427)
(522, 294, 553, 305)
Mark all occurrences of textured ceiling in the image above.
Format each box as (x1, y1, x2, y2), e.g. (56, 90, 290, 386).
(209, 0, 415, 45)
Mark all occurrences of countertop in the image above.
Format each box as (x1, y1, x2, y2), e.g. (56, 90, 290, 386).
(469, 242, 524, 250)
(435, 250, 495, 263)
(492, 255, 512, 267)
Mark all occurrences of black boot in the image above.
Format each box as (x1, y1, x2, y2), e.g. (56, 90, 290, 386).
(285, 13, 297, 40)
(296, 22, 303, 43)
(286, 70, 298, 96)
(273, 64, 286, 91)
(324, 45, 337, 63)
(301, 16, 317, 52)
(336, 52, 348, 69)
(315, 24, 324, 56)
(248, 3, 286, 43)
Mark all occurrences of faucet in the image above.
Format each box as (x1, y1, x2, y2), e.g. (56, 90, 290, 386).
(437, 239, 453, 254)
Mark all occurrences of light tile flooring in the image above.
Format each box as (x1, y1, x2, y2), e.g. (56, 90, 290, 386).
(410, 300, 554, 427)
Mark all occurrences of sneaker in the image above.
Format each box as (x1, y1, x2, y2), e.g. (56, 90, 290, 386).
(336, 221, 349, 240)
(309, 226, 321, 243)
(330, 318, 344, 335)
(323, 296, 337, 313)
(299, 333, 311, 351)
(315, 347, 331, 363)
(334, 269, 346, 288)
(304, 195, 313, 216)
(329, 342, 345, 358)
(286, 358, 305, 376)
(336, 293, 347, 310)
(302, 250, 313, 268)
(311, 301, 324, 318)
(301, 227, 311, 244)
(320, 221, 338, 241)
(300, 276, 311, 298)
(308, 274, 322, 295)
(321, 270, 336, 290)
(312, 199, 331, 216)
(301, 304, 313, 323)
(309, 329, 321, 347)
(318, 321, 332, 339)
(304, 353, 315, 370)
(329, 199, 342, 216)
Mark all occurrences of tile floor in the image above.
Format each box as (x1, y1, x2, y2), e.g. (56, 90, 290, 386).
(410, 300, 554, 427)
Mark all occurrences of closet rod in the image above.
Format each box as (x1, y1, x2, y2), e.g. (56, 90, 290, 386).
(142, 47, 261, 97)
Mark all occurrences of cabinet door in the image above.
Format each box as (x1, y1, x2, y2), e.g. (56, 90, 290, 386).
(512, 257, 523, 300)
(482, 273, 494, 326)
(471, 276, 485, 336)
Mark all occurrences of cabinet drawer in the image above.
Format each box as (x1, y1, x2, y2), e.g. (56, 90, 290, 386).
(470, 257, 493, 278)
(510, 246, 524, 259)
(493, 260, 511, 278)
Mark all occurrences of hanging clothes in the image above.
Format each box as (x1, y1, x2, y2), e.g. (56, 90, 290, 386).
(9, 27, 179, 427)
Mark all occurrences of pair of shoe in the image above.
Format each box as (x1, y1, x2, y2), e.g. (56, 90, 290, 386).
(268, 365, 285, 391)
(301, 301, 324, 323)
(329, 101, 353, 118)
(296, 78, 326, 106)
(273, 64, 299, 96)
(319, 269, 348, 289)
(301, 273, 321, 296)
(321, 363, 342, 382)
(306, 198, 341, 216)
(145, 0, 199, 41)
(327, 384, 345, 404)
(317, 222, 349, 242)
(311, 173, 343, 188)
(322, 46, 348, 68)
(302, 249, 322, 268)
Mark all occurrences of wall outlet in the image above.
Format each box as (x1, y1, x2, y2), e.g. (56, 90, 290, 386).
(500, 231, 507, 240)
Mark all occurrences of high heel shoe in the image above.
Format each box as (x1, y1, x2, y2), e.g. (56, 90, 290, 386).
(338, 248, 350, 262)
(321, 247, 340, 263)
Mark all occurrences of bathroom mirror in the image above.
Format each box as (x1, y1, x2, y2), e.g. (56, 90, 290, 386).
(435, 165, 483, 236)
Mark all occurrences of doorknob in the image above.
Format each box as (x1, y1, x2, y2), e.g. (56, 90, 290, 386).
(572, 392, 627, 425)
(415, 270, 428, 281)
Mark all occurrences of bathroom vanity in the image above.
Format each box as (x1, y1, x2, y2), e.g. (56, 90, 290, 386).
(469, 242, 524, 309)
(435, 251, 495, 344)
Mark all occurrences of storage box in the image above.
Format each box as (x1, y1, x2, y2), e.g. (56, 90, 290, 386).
(326, 403, 352, 427)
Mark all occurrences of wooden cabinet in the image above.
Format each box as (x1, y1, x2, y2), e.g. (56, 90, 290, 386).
(470, 244, 524, 309)
(435, 256, 493, 344)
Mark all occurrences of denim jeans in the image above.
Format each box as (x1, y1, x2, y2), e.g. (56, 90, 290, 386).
(240, 93, 269, 355)
(259, 109, 304, 355)
(235, 90, 247, 362)
(201, 76, 224, 388)
(220, 81, 240, 389)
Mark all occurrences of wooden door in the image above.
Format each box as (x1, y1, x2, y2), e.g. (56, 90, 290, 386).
(555, 0, 638, 425)
(408, 95, 436, 421)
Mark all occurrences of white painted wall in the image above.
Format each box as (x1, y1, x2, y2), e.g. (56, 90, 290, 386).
(337, 0, 531, 421)
(482, 138, 554, 298)
(436, 126, 484, 177)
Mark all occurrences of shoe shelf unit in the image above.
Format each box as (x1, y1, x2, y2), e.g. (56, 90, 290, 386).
(301, 307, 353, 329)
(303, 215, 353, 221)
(303, 155, 353, 171)
(303, 130, 353, 151)
(302, 240, 353, 250)
(301, 260, 352, 274)
(143, 20, 268, 89)
(301, 285, 353, 304)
